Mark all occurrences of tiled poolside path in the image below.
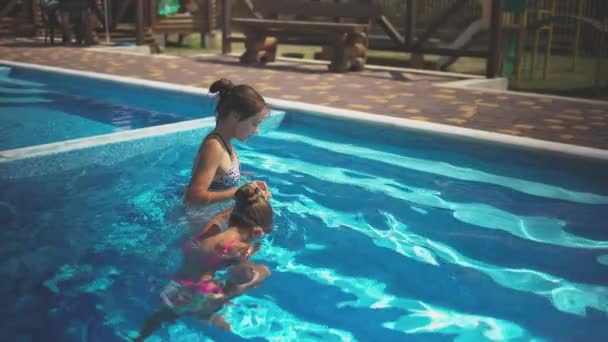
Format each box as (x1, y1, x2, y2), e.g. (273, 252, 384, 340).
(1, 41, 607, 150)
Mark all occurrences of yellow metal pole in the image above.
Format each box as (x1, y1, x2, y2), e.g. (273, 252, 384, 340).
(572, 0, 585, 71)
(515, 9, 527, 81)
(595, 19, 606, 89)
(104, 0, 110, 44)
(543, 0, 556, 80)
(530, 5, 541, 79)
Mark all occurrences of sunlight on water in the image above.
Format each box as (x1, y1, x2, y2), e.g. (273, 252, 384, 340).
(226, 296, 356, 341)
(266, 188, 608, 317)
(0, 97, 52, 104)
(252, 242, 539, 341)
(269, 131, 608, 205)
(2, 104, 607, 341)
(383, 302, 543, 342)
(240, 149, 608, 250)
(121, 295, 356, 342)
(0, 86, 48, 94)
(43, 264, 120, 295)
(0, 72, 46, 88)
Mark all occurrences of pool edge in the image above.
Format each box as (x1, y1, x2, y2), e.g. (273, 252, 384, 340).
(2, 59, 607, 161)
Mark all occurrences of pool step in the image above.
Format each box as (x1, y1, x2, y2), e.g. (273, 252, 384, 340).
(0, 66, 47, 88)
(0, 66, 11, 78)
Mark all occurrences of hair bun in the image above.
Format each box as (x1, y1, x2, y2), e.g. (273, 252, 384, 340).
(231, 182, 273, 231)
(209, 78, 234, 96)
(235, 183, 263, 205)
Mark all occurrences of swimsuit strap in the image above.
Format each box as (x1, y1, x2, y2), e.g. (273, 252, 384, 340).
(174, 277, 224, 295)
(222, 239, 240, 256)
(208, 132, 233, 160)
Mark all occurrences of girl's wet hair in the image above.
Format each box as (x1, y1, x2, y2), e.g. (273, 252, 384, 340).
(209, 79, 266, 122)
(230, 183, 273, 232)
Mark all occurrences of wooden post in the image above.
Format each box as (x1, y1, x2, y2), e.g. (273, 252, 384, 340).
(114, 0, 134, 30)
(571, 0, 585, 71)
(377, 16, 405, 46)
(221, 0, 232, 54)
(530, 8, 540, 79)
(136, 0, 144, 45)
(208, 0, 217, 31)
(514, 8, 527, 81)
(595, 20, 605, 89)
(328, 32, 348, 72)
(200, 0, 217, 48)
(543, 0, 557, 80)
(149, 0, 157, 28)
(486, 0, 504, 78)
(405, 0, 416, 47)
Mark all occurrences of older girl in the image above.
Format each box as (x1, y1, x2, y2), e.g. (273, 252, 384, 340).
(185, 78, 270, 206)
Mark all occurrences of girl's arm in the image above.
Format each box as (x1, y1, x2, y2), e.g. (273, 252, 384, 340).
(185, 140, 237, 205)
(197, 208, 233, 239)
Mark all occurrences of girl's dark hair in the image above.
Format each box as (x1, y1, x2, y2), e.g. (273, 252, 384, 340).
(209, 79, 266, 122)
(230, 183, 273, 233)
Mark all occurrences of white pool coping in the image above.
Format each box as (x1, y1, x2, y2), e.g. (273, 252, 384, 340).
(1, 60, 607, 161)
(267, 99, 608, 160)
(439, 78, 608, 105)
(0, 117, 216, 162)
(0, 60, 210, 95)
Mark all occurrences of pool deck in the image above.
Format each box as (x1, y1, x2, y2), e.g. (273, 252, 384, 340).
(1, 40, 607, 150)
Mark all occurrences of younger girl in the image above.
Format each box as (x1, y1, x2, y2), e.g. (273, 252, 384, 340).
(136, 183, 273, 340)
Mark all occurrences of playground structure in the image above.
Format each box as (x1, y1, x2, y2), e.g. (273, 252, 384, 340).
(385, 0, 605, 85)
(502, 0, 556, 80)
(433, 0, 559, 80)
(1, 1, 606, 83)
(498, 0, 606, 89)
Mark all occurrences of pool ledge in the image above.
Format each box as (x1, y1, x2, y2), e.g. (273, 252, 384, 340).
(2, 60, 607, 161)
(0, 117, 215, 162)
(267, 98, 608, 161)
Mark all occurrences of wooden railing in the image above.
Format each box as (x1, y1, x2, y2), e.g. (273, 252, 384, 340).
(221, 0, 504, 77)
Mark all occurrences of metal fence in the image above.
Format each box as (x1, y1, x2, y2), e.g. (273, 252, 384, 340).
(372, 0, 606, 57)
(546, 0, 607, 57)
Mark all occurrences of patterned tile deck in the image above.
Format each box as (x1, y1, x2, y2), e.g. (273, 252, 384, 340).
(1, 41, 607, 150)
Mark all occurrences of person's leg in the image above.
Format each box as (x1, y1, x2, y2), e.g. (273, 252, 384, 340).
(71, 10, 84, 44)
(135, 307, 179, 342)
(83, 10, 98, 45)
(60, 11, 72, 44)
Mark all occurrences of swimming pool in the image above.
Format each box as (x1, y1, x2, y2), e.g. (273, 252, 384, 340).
(0, 64, 216, 150)
(1, 63, 607, 341)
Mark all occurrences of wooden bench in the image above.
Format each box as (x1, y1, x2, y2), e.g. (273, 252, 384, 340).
(149, 0, 210, 45)
(230, 0, 380, 72)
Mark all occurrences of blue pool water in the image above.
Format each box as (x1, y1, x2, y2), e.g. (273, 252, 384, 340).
(1, 106, 607, 342)
(0, 65, 215, 150)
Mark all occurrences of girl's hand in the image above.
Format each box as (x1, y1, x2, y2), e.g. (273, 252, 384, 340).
(252, 180, 272, 200)
(243, 245, 254, 259)
(222, 241, 253, 261)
